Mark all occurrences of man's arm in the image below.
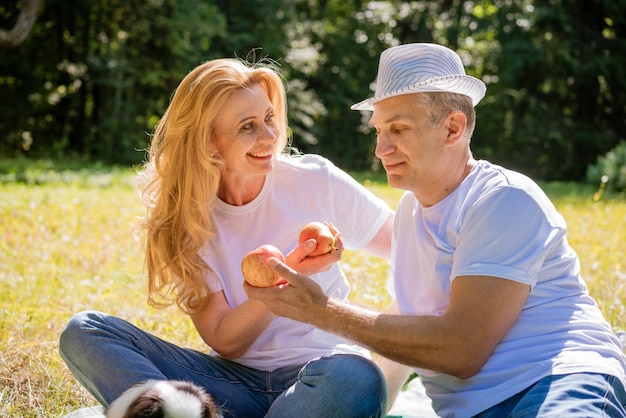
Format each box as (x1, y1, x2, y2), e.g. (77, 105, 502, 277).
(245, 259, 529, 379)
(376, 301, 413, 411)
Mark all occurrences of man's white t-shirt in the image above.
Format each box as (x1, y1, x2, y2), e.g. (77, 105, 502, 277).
(390, 160, 626, 417)
(201, 154, 392, 371)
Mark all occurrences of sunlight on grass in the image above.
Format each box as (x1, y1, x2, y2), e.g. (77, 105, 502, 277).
(0, 167, 624, 417)
(548, 185, 626, 327)
(0, 176, 204, 417)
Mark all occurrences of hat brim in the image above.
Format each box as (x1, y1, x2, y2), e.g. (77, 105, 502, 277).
(351, 75, 486, 111)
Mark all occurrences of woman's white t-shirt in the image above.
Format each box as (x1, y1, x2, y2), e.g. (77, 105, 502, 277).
(390, 160, 626, 417)
(202, 154, 392, 371)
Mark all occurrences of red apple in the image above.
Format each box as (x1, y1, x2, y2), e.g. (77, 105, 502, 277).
(298, 222, 336, 257)
(241, 244, 286, 287)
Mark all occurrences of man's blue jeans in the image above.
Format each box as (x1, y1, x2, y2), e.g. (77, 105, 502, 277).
(59, 310, 388, 418)
(475, 372, 626, 417)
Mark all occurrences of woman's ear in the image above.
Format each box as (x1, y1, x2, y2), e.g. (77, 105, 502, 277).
(444, 110, 467, 145)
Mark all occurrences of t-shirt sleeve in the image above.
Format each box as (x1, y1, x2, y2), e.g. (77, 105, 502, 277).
(309, 155, 393, 250)
(451, 186, 566, 288)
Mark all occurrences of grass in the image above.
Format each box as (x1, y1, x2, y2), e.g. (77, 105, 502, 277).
(1, 161, 625, 417)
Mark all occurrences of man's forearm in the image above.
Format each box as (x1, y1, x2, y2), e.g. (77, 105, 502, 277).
(246, 258, 487, 377)
(306, 297, 481, 378)
(307, 298, 439, 369)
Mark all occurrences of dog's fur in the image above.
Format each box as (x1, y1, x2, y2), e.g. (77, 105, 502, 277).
(106, 380, 221, 418)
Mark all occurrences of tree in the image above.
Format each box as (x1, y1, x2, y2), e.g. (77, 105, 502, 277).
(1, 0, 624, 181)
(0, 0, 226, 163)
(0, 0, 44, 47)
(474, 0, 626, 180)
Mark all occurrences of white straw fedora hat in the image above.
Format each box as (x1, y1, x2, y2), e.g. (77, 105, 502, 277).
(351, 43, 486, 111)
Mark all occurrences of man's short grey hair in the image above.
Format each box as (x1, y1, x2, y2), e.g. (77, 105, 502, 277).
(414, 92, 476, 141)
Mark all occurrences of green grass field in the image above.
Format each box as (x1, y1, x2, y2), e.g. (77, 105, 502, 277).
(1, 163, 625, 417)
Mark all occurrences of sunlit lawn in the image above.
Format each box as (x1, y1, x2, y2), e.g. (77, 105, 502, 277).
(1, 164, 624, 417)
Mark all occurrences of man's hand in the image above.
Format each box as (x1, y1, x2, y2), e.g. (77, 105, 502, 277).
(243, 257, 329, 323)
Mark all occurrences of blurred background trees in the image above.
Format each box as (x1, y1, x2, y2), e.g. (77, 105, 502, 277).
(1, 0, 624, 185)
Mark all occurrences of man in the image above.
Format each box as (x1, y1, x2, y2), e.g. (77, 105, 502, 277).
(245, 43, 626, 417)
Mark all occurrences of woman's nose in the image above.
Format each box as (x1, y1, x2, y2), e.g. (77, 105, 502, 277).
(259, 123, 277, 142)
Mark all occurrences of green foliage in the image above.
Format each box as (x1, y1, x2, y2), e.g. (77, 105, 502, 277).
(1, 0, 625, 180)
(0, 0, 226, 164)
(587, 141, 626, 192)
(471, 0, 626, 180)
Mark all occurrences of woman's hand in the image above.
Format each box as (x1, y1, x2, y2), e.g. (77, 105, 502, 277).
(285, 227, 344, 276)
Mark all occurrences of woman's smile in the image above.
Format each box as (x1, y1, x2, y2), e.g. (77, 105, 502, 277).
(248, 150, 273, 159)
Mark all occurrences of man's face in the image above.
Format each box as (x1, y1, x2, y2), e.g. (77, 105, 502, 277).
(370, 94, 448, 193)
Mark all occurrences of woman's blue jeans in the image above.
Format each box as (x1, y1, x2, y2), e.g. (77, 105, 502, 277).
(474, 372, 626, 417)
(59, 310, 388, 418)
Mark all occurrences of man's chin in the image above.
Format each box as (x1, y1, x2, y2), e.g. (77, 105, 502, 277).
(385, 173, 403, 188)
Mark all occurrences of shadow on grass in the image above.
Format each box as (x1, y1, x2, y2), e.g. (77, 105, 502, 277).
(0, 158, 137, 187)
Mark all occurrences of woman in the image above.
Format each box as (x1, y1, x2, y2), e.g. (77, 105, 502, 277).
(60, 58, 394, 417)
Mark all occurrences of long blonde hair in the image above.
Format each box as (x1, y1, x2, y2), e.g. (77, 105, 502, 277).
(135, 58, 289, 315)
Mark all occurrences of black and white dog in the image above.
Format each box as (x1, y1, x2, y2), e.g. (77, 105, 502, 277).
(106, 380, 221, 418)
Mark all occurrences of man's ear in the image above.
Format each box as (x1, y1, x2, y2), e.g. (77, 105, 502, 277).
(444, 111, 467, 145)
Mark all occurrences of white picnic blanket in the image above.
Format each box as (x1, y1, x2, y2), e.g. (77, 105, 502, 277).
(63, 377, 437, 417)
(63, 406, 104, 418)
(386, 376, 438, 417)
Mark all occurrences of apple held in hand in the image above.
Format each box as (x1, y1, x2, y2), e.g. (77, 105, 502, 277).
(241, 244, 286, 287)
(298, 221, 337, 257)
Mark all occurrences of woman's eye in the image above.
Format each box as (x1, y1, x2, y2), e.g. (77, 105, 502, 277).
(241, 122, 254, 131)
(265, 113, 275, 123)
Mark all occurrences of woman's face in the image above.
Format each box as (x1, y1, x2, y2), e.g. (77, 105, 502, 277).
(213, 83, 280, 183)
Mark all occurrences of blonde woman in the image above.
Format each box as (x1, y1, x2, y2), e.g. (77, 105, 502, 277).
(60, 58, 394, 417)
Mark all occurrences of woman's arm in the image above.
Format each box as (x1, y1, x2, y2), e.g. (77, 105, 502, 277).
(363, 213, 394, 259)
(190, 290, 275, 359)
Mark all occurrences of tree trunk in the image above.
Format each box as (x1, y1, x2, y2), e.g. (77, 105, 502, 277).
(0, 0, 45, 47)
